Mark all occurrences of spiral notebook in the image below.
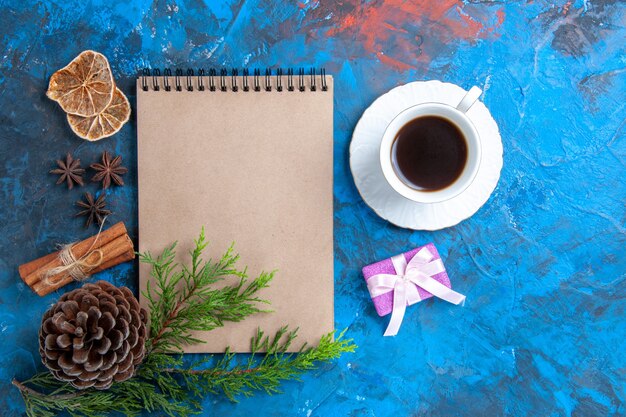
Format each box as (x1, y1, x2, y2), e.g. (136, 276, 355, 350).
(136, 68, 334, 353)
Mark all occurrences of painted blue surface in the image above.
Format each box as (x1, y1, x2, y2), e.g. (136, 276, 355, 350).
(1, 0, 625, 415)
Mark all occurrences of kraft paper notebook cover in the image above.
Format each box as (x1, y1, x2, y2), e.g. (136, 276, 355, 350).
(136, 69, 334, 353)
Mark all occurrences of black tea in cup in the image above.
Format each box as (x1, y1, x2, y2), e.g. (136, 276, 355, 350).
(391, 116, 468, 191)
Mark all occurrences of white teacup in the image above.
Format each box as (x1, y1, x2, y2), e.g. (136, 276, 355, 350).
(379, 86, 483, 204)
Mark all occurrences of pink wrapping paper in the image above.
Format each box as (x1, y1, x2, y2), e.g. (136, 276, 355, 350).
(362, 243, 451, 317)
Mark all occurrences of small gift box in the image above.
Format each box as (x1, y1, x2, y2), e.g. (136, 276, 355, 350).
(362, 243, 465, 336)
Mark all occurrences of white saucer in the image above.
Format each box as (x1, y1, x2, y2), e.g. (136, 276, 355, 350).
(349, 80, 503, 231)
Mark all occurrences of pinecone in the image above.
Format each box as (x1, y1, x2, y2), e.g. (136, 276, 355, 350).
(39, 280, 148, 390)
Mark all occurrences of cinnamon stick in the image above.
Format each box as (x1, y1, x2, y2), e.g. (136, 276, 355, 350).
(17, 251, 58, 278)
(18, 222, 135, 296)
(31, 233, 135, 296)
(19, 222, 127, 287)
(96, 240, 135, 271)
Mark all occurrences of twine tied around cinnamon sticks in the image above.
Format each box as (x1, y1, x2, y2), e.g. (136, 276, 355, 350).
(19, 222, 135, 296)
(44, 244, 104, 284)
(42, 219, 109, 285)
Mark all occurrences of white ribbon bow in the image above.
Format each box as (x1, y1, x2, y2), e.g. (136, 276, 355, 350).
(366, 247, 466, 336)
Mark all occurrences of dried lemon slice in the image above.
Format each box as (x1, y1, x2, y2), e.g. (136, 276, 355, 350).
(67, 88, 130, 141)
(47, 50, 114, 117)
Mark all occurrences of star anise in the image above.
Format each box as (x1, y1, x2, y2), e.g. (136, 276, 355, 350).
(90, 151, 128, 189)
(76, 192, 112, 228)
(50, 153, 85, 189)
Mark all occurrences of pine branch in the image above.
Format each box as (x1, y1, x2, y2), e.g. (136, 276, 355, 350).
(140, 228, 274, 353)
(12, 378, 82, 401)
(160, 328, 357, 401)
(13, 371, 193, 417)
(13, 229, 357, 416)
(14, 329, 356, 415)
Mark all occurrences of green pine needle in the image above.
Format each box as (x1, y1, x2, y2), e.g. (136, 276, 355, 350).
(140, 228, 275, 353)
(14, 229, 356, 416)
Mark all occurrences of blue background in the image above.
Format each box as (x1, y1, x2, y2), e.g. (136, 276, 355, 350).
(1, 0, 625, 415)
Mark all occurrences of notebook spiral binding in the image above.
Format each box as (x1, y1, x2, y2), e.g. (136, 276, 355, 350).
(140, 67, 328, 92)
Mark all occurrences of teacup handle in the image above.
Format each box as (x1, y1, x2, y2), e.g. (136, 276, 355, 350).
(456, 86, 482, 113)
